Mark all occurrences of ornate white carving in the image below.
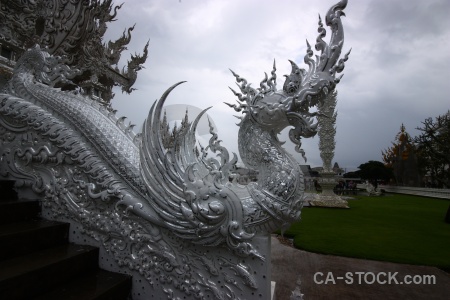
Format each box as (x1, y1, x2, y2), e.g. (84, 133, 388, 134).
(0, 1, 350, 298)
(317, 90, 338, 173)
(365, 181, 383, 196)
(0, 0, 148, 102)
(311, 88, 349, 208)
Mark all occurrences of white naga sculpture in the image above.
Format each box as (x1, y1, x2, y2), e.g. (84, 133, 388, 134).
(365, 181, 383, 196)
(0, 1, 350, 299)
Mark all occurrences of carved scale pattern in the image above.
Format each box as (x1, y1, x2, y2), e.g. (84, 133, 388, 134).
(0, 80, 255, 300)
(0, 1, 350, 298)
(10, 47, 144, 195)
(239, 118, 304, 232)
(0, 47, 262, 299)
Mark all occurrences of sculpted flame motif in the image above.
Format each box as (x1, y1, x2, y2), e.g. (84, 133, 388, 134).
(0, 1, 350, 299)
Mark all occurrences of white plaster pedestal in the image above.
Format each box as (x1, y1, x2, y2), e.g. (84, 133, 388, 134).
(309, 171, 349, 208)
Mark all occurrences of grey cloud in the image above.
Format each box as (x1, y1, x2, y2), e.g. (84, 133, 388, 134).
(106, 0, 450, 172)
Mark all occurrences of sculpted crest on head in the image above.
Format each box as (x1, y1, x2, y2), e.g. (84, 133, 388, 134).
(0, 1, 350, 299)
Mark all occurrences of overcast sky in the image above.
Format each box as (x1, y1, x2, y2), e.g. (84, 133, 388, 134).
(104, 0, 450, 172)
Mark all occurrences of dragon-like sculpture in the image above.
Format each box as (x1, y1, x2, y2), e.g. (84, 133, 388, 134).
(0, 1, 350, 299)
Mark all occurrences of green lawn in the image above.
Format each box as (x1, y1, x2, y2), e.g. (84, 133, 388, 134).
(281, 194, 450, 271)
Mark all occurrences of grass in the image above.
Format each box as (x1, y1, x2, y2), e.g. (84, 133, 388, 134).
(281, 194, 450, 271)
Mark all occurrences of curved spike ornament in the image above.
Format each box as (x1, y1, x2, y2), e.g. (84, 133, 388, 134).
(0, 1, 350, 299)
(232, 0, 349, 163)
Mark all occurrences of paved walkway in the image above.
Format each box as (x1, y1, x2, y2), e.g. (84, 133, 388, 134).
(271, 236, 450, 300)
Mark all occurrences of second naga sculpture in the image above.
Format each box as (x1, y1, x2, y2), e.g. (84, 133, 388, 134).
(135, 0, 349, 256)
(0, 0, 350, 298)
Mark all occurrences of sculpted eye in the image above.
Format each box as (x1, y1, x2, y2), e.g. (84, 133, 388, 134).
(1, 0, 351, 298)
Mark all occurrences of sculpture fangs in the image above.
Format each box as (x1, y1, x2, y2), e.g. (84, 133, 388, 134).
(0, 1, 349, 299)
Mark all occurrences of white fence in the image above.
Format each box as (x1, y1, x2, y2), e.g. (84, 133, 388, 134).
(357, 184, 450, 200)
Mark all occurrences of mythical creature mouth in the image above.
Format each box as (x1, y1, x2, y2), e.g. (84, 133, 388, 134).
(289, 83, 332, 116)
(225, 0, 350, 162)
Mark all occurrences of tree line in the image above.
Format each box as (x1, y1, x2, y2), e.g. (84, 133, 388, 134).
(345, 111, 450, 188)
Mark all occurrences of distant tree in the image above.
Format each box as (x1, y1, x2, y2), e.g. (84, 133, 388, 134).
(414, 111, 450, 188)
(382, 124, 421, 186)
(343, 170, 361, 178)
(357, 160, 393, 183)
